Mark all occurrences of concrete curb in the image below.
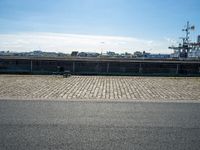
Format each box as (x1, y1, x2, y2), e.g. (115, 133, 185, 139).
(0, 97, 200, 104)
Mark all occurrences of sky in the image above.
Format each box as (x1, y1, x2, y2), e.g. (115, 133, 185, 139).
(0, 0, 199, 54)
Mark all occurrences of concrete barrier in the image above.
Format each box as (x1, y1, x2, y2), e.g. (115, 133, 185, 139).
(0, 56, 200, 76)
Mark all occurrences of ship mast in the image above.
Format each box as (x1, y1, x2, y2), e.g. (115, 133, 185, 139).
(169, 21, 195, 58)
(183, 21, 191, 43)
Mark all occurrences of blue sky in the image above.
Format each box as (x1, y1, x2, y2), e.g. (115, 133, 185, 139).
(0, 0, 199, 53)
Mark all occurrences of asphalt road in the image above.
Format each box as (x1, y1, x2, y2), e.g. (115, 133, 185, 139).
(0, 100, 200, 150)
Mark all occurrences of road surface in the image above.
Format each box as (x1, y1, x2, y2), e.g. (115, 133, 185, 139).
(0, 100, 200, 150)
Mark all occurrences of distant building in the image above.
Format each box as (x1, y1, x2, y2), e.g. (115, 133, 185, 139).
(120, 52, 132, 58)
(198, 35, 200, 43)
(0, 51, 5, 55)
(29, 50, 44, 56)
(78, 52, 100, 57)
(106, 51, 116, 57)
(142, 51, 151, 58)
(71, 51, 78, 57)
(147, 54, 171, 59)
(134, 51, 170, 59)
(0, 50, 68, 58)
(133, 51, 143, 57)
(77, 52, 87, 57)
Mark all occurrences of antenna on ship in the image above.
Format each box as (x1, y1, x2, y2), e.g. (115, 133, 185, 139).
(181, 21, 195, 44)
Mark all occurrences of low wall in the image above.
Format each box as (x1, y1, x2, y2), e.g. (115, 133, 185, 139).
(0, 56, 200, 76)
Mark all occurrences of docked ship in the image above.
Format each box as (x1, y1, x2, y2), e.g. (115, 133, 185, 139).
(169, 22, 200, 59)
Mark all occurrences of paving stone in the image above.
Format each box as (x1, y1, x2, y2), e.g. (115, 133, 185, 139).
(0, 75, 199, 101)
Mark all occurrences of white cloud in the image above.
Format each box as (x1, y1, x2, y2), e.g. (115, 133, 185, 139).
(164, 37, 179, 44)
(0, 32, 172, 54)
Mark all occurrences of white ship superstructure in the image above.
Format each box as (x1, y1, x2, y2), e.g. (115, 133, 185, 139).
(169, 22, 200, 59)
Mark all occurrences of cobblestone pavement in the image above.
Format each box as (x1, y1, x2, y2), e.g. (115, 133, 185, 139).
(0, 75, 199, 101)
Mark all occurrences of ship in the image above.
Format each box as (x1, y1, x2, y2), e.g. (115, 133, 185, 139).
(169, 21, 200, 59)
